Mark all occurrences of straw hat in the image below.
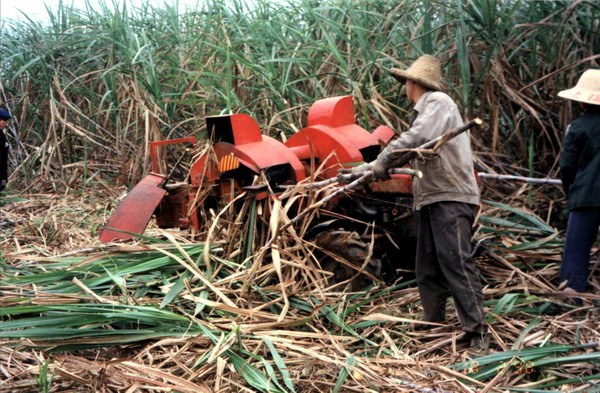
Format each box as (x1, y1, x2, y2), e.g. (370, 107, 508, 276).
(390, 55, 445, 91)
(558, 69, 600, 105)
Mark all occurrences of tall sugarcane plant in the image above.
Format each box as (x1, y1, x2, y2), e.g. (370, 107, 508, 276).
(1, 0, 597, 191)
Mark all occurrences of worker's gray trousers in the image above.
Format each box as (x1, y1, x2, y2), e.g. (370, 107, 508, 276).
(416, 201, 487, 334)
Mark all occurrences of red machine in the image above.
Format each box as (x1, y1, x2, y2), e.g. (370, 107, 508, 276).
(100, 95, 419, 285)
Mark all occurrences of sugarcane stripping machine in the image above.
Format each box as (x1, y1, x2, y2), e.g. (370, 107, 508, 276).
(100, 96, 421, 285)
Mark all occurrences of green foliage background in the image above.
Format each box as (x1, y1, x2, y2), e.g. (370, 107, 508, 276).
(0, 0, 598, 188)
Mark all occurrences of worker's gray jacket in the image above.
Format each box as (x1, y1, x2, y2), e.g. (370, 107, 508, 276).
(377, 91, 480, 210)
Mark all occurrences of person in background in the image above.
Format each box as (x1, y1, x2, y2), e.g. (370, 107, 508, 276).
(557, 69, 600, 303)
(0, 108, 12, 192)
(337, 55, 489, 355)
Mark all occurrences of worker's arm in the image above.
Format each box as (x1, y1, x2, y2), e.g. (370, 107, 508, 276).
(339, 93, 459, 182)
(376, 93, 457, 170)
(559, 123, 582, 196)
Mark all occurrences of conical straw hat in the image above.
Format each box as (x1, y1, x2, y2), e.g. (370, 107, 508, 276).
(390, 55, 445, 91)
(558, 69, 600, 105)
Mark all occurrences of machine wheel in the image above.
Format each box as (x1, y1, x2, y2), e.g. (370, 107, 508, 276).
(313, 228, 382, 290)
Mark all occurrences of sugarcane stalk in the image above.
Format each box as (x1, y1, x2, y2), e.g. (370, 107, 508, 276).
(275, 172, 372, 235)
(298, 167, 423, 189)
(477, 173, 562, 185)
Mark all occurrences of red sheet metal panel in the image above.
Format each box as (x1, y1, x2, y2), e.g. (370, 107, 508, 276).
(213, 136, 305, 181)
(307, 95, 354, 127)
(230, 113, 263, 145)
(286, 95, 394, 179)
(99, 173, 167, 243)
(285, 124, 363, 178)
(190, 153, 219, 187)
(261, 136, 306, 181)
(372, 125, 395, 144)
(368, 174, 413, 195)
(233, 138, 300, 170)
(331, 123, 383, 150)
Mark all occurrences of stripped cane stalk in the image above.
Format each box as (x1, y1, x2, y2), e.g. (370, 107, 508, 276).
(477, 173, 562, 185)
(297, 167, 423, 189)
(272, 117, 484, 238)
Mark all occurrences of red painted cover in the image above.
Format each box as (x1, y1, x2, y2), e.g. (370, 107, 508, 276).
(99, 173, 167, 243)
(369, 174, 413, 194)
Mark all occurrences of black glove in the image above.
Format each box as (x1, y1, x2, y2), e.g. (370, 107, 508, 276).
(336, 168, 356, 184)
(371, 160, 390, 181)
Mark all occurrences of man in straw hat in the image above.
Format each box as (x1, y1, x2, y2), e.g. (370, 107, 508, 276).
(557, 69, 600, 304)
(337, 54, 489, 355)
(0, 108, 12, 192)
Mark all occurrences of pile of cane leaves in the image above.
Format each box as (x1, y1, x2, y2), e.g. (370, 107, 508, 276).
(1, 185, 598, 392)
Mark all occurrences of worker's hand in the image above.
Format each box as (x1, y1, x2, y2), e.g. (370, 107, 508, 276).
(336, 168, 356, 184)
(371, 160, 390, 181)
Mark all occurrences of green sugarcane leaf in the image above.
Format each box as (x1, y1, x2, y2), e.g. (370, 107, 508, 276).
(161, 271, 190, 308)
(333, 355, 357, 393)
(264, 337, 296, 393)
(483, 200, 555, 233)
(228, 350, 285, 393)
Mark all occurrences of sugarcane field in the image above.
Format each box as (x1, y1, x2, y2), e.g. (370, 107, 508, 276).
(1, 0, 599, 392)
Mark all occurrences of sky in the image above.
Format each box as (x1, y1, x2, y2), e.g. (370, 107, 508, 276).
(0, 0, 202, 23)
(1, 0, 97, 22)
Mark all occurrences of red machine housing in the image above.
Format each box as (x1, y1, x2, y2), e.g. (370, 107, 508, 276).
(99, 95, 414, 242)
(285, 95, 395, 178)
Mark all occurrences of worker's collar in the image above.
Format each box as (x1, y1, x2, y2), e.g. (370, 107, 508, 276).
(413, 90, 433, 113)
(583, 104, 600, 113)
